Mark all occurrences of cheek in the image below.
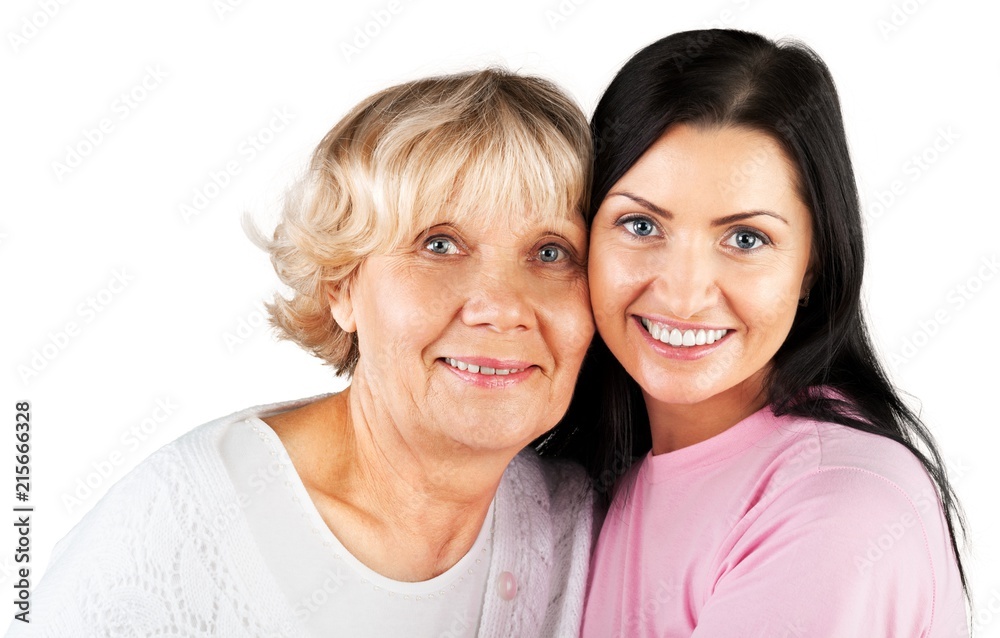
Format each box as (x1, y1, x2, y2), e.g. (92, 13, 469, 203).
(588, 243, 645, 331)
(549, 277, 596, 362)
(732, 270, 802, 340)
(358, 272, 451, 364)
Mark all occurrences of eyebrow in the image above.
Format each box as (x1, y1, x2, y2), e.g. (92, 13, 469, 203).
(712, 211, 789, 226)
(609, 191, 672, 220)
(608, 191, 789, 226)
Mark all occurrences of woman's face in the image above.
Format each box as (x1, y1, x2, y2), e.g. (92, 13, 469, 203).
(589, 124, 814, 409)
(333, 207, 594, 454)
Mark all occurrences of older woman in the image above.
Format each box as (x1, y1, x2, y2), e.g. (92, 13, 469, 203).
(555, 30, 968, 636)
(13, 69, 596, 637)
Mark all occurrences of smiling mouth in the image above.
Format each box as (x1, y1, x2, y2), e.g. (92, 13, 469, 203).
(441, 357, 528, 376)
(639, 317, 728, 347)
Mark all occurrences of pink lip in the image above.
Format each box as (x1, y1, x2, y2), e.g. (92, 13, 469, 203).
(632, 315, 730, 361)
(438, 358, 537, 388)
(444, 357, 534, 370)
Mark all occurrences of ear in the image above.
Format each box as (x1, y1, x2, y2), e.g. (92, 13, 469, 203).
(800, 252, 818, 299)
(327, 282, 356, 333)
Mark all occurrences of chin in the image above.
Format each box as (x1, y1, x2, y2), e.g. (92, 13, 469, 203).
(448, 419, 544, 455)
(636, 365, 736, 407)
(646, 384, 718, 407)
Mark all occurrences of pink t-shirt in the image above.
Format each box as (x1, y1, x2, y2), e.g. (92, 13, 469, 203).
(581, 406, 968, 637)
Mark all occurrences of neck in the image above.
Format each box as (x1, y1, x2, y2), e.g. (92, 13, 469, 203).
(313, 378, 513, 581)
(644, 374, 768, 455)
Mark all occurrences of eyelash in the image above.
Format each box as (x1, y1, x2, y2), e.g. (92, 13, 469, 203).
(616, 215, 661, 239)
(615, 215, 772, 252)
(424, 235, 462, 256)
(423, 235, 575, 265)
(724, 226, 771, 252)
(533, 243, 572, 264)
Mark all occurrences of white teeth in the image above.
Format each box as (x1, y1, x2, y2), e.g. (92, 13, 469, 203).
(444, 358, 523, 376)
(639, 318, 729, 349)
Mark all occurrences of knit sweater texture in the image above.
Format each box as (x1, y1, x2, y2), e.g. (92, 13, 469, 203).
(7, 399, 596, 637)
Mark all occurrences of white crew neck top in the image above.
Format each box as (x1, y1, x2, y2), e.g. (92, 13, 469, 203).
(219, 416, 495, 637)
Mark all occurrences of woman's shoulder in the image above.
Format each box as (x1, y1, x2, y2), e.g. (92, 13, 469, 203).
(757, 413, 959, 580)
(772, 411, 938, 502)
(25, 401, 315, 636)
(50, 397, 325, 551)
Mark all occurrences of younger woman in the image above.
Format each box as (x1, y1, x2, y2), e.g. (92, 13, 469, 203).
(570, 29, 968, 636)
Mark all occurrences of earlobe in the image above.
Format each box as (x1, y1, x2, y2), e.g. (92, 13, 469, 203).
(800, 255, 818, 301)
(327, 283, 357, 333)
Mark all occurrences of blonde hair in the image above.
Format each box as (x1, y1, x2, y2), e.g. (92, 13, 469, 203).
(249, 68, 592, 375)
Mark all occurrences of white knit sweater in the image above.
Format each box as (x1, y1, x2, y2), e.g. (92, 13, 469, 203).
(7, 400, 597, 637)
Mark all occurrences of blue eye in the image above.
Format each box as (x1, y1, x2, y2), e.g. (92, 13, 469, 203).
(538, 245, 565, 263)
(726, 228, 769, 251)
(619, 216, 659, 237)
(425, 237, 458, 255)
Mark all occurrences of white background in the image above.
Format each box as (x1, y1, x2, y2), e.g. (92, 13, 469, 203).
(2, 0, 998, 632)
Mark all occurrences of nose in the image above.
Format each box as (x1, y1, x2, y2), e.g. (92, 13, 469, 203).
(654, 242, 718, 319)
(460, 262, 536, 333)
